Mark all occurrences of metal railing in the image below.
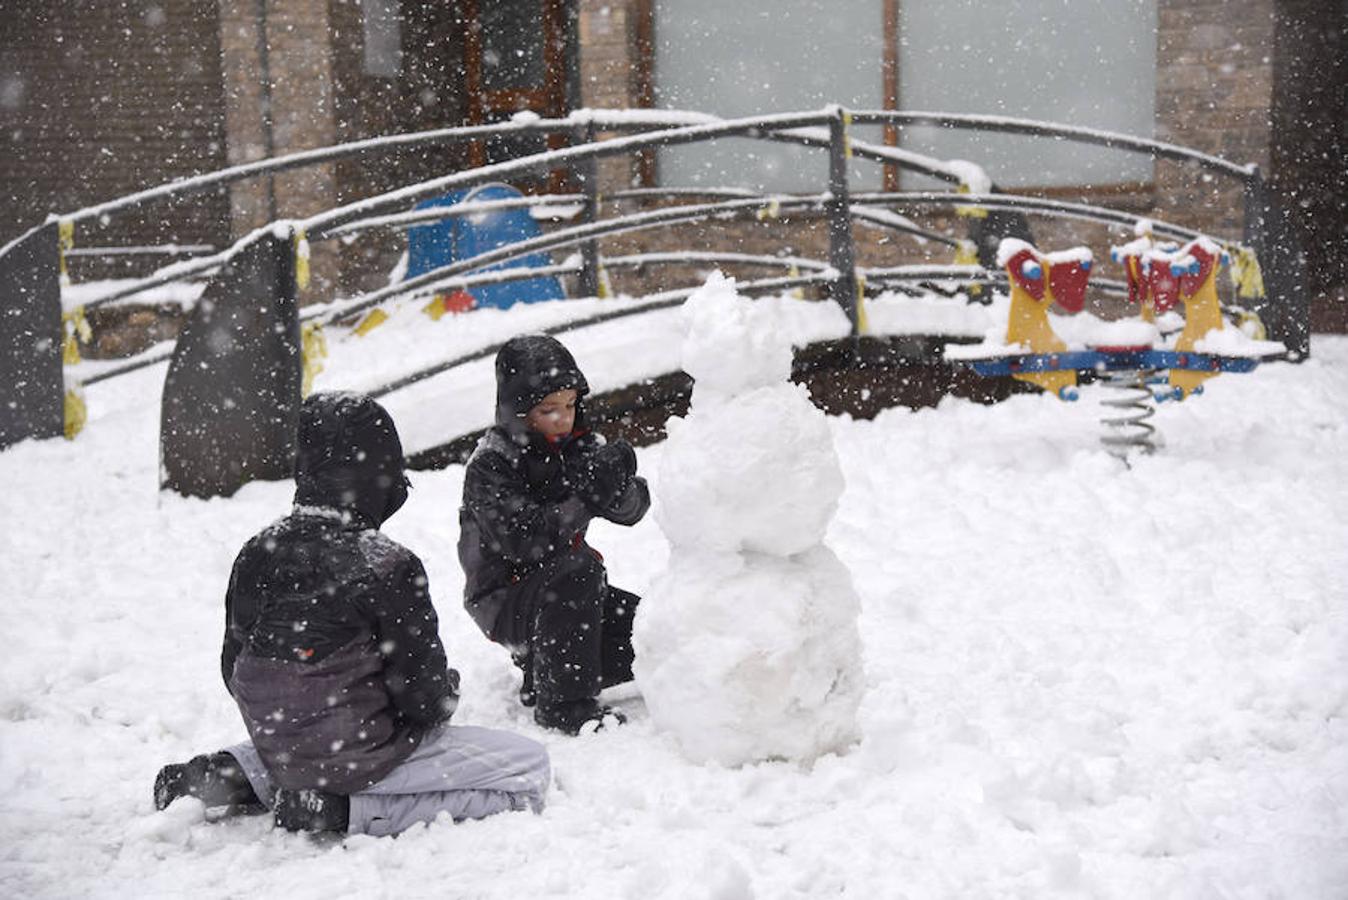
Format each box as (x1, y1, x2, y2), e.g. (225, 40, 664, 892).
(0, 107, 1305, 495)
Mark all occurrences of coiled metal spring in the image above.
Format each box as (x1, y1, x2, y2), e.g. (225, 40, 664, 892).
(1099, 369, 1157, 458)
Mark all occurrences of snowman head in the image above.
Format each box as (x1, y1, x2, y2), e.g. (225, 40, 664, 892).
(681, 272, 793, 401)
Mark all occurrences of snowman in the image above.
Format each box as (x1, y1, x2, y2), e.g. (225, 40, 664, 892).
(632, 272, 864, 766)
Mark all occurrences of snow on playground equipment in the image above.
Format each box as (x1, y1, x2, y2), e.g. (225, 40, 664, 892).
(0, 108, 1308, 493)
(946, 236, 1286, 457)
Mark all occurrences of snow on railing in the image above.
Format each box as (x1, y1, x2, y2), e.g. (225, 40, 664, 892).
(64, 244, 215, 257)
(300, 262, 584, 324)
(309, 195, 822, 324)
(850, 192, 1240, 249)
(847, 110, 1259, 179)
(364, 269, 835, 401)
(69, 221, 299, 312)
(602, 251, 831, 272)
(13, 109, 1279, 359)
(43, 107, 1259, 231)
(851, 206, 957, 247)
(298, 111, 836, 239)
(37, 105, 1259, 316)
(47, 109, 829, 228)
(325, 193, 587, 239)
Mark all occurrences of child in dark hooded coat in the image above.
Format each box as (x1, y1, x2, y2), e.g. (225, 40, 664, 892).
(458, 334, 650, 734)
(153, 392, 550, 835)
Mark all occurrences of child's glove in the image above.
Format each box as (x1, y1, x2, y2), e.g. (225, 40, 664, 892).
(566, 440, 637, 511)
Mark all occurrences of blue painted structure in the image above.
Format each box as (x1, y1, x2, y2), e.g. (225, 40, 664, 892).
(405, 183, 565, 310)
(962, 348, 1268, 378)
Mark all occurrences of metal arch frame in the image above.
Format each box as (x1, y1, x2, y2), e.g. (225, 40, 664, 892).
(46, 108, 1259, 228)
(1, 106, 1305, 463)
(45, 107, 1263, 314)
(71, 186, 1233, 325)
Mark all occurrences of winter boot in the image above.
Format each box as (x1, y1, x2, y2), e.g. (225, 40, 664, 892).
(153, 752, 262, 813)
(534, 698, 627, 735)
(272, 788, 350, 834)
(513, 648, 537, 707)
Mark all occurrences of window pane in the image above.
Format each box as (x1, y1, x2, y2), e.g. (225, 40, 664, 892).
(898, 0, 1157, 188)
(481, 0, 546, 91)
(654, 1, 884, 192)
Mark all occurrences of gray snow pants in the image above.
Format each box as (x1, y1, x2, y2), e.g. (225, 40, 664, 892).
(225, 722, 550, 837)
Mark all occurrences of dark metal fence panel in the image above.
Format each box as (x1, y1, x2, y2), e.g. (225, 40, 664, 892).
(0, 223, 63, 449)
(159, 230, 300, 497)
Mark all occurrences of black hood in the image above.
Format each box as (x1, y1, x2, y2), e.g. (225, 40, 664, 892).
(494, 334, 590, 436)
(293, 392, 409, 527)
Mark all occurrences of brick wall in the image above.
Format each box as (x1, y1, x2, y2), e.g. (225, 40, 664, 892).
(218, 0, 341, 297)
(0, 1, 230, 263)
(1153, 0, 1275, 239)
(577, 0, 641, 193)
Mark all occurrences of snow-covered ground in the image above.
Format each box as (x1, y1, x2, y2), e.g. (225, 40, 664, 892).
(2, 294, 1346, 898)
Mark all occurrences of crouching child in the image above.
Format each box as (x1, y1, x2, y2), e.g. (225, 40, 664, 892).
(154, 392, 550, 835)
(459, 334, 650, 735)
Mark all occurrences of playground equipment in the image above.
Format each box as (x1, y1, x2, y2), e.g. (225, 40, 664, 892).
(0, 108, 1309, 494)
(404, 183, 567, 316)
(946, 236, 1286, 457)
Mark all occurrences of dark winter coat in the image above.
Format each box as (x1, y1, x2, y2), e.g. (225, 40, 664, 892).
(458, 335, 649, 638)
(222, 392, 459, 793)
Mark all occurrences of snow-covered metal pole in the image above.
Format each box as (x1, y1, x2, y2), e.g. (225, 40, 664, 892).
(826, 107, 858, 336)
(578, 120, 602, 299)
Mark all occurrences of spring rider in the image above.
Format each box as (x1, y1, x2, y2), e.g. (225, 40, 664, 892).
(946, 236, 1285, 457)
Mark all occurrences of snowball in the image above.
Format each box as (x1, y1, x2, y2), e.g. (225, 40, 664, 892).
(657, 382, 844, 556)
(124, 797, 205, 846)
(633, 547, 863, 767)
